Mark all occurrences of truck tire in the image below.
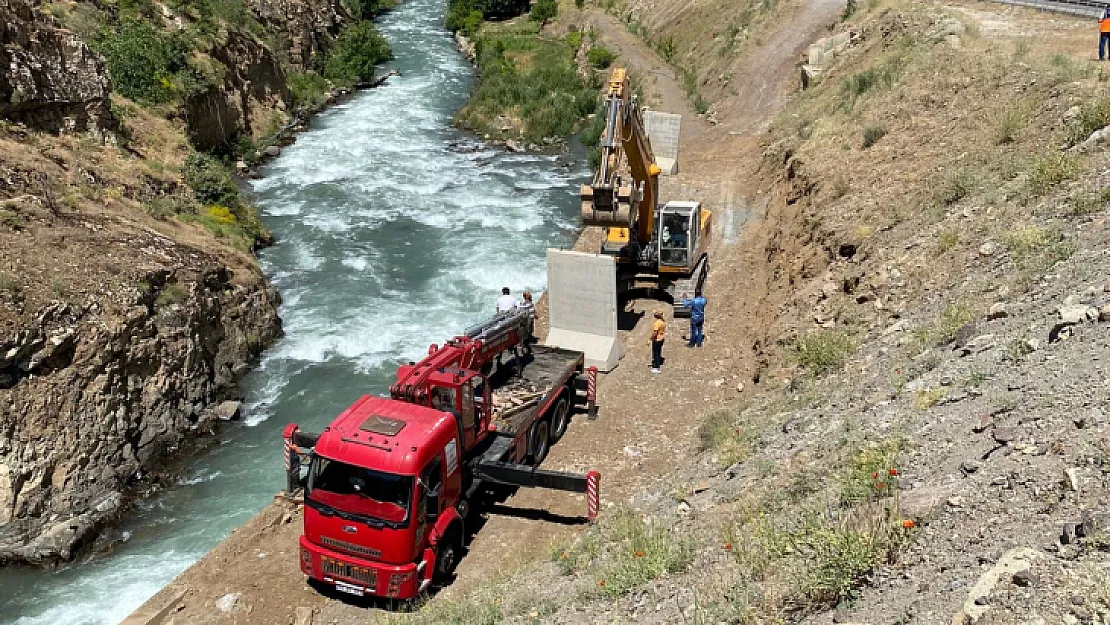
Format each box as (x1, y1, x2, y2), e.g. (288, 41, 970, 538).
(434, 527, 463, 585)
(529, 419, 550, 465)
(549, 394, 570, 443)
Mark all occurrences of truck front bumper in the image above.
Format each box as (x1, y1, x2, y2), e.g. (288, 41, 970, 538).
(300, 535, 423, 599)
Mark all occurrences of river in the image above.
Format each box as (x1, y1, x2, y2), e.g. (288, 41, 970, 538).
(0, 0, 585, 621)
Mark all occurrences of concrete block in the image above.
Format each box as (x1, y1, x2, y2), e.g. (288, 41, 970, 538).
(544, 250, 622, 371)
(643, 110, 681, 176)
(801, 65, 823, 89)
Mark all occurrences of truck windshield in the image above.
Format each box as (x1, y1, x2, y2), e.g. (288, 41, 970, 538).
(307, 457, 412, 526)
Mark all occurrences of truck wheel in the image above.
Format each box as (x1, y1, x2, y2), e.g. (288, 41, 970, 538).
(549, 395, 570, 443)
(529, 419, 550, 465)
(434, 529, 462, 585)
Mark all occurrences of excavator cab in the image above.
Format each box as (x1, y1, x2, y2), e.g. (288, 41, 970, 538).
(657, 201, 703, 272)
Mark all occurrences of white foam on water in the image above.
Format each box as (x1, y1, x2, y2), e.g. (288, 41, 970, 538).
(12, 550, 197, 625)
(178, 469, 223, 486)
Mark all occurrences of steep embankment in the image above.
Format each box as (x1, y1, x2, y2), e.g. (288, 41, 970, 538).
(0, 0, 392, 567)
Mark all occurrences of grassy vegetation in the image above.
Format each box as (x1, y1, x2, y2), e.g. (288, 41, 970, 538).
(933, 167, 976, 206)
(155, 282, 189, 307)
(551, 508, 695, 596)
(454, 20, 598, 142)
(698, 406, 756, 466)
(860, 124, 886, 148)
(696, 441, 908, 621)
(0, 208, 22, 231)
(794, 331, 857, 376)
(1003, 223, 1076, 267)
(1026, 152, 1080, 196)
(181, 153, 268, 248)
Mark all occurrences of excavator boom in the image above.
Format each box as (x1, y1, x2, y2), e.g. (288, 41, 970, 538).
(580, 68, 660, 246)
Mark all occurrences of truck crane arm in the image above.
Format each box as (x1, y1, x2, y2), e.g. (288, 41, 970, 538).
(580, 68, 661, 247)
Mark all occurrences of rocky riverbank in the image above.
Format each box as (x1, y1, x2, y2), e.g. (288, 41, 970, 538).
(0, 0, 395, 567)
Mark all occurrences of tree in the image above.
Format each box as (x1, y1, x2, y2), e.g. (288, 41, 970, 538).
(530, 0, 557, 26)
(324, 21, 393, 85)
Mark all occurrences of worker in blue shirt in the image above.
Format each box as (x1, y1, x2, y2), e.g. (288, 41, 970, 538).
(681, 290, 707, 347)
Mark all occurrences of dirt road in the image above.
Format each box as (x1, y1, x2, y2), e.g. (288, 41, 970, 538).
(125, 1, 844, 623)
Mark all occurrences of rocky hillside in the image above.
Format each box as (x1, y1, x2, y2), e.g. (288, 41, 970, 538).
(0, 0, 391, 566)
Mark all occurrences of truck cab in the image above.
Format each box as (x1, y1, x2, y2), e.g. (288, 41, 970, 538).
(298, 396, 465, 599)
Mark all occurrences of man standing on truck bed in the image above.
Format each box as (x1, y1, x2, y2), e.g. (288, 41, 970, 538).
(496, 287, 516, 313)
(650, 310, 666, 374)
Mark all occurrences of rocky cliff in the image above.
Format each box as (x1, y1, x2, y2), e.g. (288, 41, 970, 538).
(0, 0, 291, 566)
(0, 0, 117, 140)
(183, 0, 351, 150)
(0, 265, 281, 565)
(248, 0, 350, 70)
(184, 30, 292, 151)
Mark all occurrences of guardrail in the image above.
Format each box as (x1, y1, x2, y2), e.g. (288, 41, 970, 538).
(987, 0, 1108, 17)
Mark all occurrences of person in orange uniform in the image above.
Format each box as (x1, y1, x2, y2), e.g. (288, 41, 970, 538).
(1100, 7, 1110, 61)
(649, 310, 666, 374)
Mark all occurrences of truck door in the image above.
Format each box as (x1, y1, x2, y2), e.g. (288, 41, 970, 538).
(419, 455, 443, 521)
(460, 376, 485, 448)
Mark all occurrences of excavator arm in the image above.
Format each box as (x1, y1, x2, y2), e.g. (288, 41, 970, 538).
(580, 68, 661, 248)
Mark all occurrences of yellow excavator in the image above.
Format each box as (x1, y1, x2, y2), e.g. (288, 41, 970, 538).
(580, 68, 711, 316)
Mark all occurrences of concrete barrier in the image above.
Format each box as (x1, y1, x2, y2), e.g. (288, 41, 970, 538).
(643, 111, 681, 175)
(802, 31, 855, 88)
(544, 250, 622, 371)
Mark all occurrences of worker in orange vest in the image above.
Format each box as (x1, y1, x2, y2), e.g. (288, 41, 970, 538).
(1101, 7, 1110, 60)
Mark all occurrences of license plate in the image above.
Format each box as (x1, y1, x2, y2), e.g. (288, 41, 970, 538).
(334, 580, 365, 597)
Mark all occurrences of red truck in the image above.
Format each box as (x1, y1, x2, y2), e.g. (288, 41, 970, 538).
(283, 308, 600, 600)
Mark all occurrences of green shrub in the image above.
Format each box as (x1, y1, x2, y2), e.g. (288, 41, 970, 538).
(0, 209, 22, 230)
(287, 70, 332, 110)
(933, 167, 975, 206)
(143, 197, 195, 219)
(530, 0, 558, 25)
(586, 45, 616, 69)
(0, 273, 21, 297)
(1064, 97, 1110, 146)
(445, 0, 530, 32)
(1004, 224, 1075, 264)
(656, 35, 676, 61)
(91, 19, 192, 104)
(839, 55, 902, 111)
(931, 302, 975, 346)
(576, 0, 585, 7)
(861, 124, 886, 148)
(155, 282, 189, 307)
(582, 105, 606, 170)
(566, 30, 583, 50)
(596, 511, 694, 596)
(794, 331, 856, 376)
(993, 103, 1029, 145)
(698, 408, 754, 466)
(837, 441, 901, 506)
(324, 21, 393, 86)
(183, 153, 240, 208)
(1026, 152, 1080, 196)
